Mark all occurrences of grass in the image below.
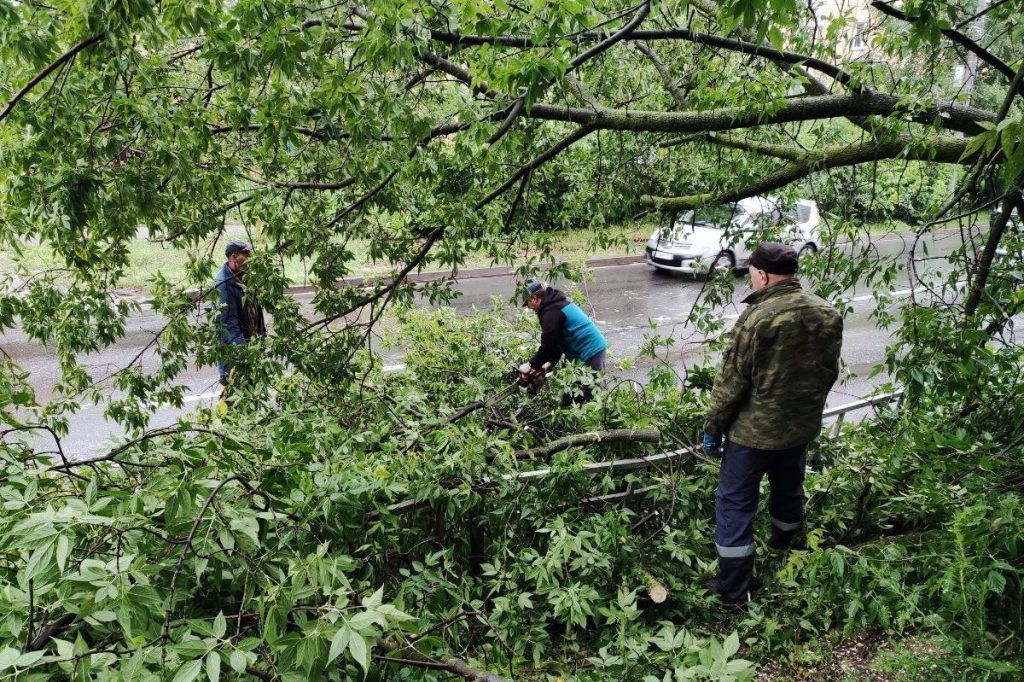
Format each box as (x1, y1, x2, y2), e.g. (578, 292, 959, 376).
(1, 223, 654, 295)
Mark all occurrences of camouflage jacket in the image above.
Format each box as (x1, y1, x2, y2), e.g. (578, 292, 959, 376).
(704, 279, 843, 450)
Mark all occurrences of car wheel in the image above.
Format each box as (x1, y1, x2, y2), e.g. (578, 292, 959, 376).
(798, 243, 818, 259)
(708, 251, 735, 278)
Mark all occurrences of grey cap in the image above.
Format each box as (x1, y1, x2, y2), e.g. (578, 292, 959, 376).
(522, 280, 545, 306)
(225, 240, 253, 258)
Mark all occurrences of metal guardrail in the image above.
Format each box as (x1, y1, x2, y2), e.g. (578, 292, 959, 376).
(823, 389, 904, 437)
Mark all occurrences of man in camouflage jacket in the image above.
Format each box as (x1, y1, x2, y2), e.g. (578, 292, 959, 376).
(703, 242, 843, 605)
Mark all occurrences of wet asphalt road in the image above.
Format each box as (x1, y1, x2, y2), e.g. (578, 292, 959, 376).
(3, 229, 969, 455)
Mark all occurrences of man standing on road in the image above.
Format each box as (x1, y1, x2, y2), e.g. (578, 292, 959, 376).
(702, 242, 843, 606)
(214, 241, 266, 387)
(520, 281, 608, 402)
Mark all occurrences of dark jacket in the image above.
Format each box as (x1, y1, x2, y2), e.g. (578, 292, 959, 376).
(704, 279, 843, 450)
(214, 263, 266, 346)
(529, 287, 607, 368)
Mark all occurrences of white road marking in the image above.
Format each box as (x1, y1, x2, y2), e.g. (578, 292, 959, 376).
(843, 288, 915, 303)
(182, 390, 221, 404)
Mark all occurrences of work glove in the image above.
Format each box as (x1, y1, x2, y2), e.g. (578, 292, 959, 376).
(518, 362, 538, 388)
(702, 432, 723, 459)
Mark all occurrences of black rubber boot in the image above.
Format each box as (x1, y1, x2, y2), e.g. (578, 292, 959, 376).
(715, 556, 755, 604)
(768, 528, 797, 551)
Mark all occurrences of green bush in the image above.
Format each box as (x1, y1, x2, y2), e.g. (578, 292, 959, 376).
(2, 304, 1022, 679)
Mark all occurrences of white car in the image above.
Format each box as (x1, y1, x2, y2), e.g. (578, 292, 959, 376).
(644, 197, 821, 276)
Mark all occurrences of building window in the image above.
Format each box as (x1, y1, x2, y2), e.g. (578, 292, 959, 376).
(850, 21, 869, 50)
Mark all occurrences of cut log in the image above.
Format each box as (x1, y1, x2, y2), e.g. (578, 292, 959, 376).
(642, 569, 668, 604)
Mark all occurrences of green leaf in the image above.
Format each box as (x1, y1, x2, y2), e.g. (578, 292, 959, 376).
(349, 610, 386, 632)
(56, 534, 70, 573)
(361, 586, 384, 608)
(24, 540, 55, 583)
(349, 633, 369, 674)
(0, 647, 18, 672)
(14, 650, 44, 668)
(229, 650, 247, 673)
(328, 626, 351, 665)
(123, 649, 147, 681)
(987, 570, 1007, 595)
(54, 638, 74, 661)
(213, 612, 227, 639)
(172, 659, 203, 682)
(206, 651, 221, 682)
(723, 631, 740, 658)
(959, 132, 990, 161)
(172, 659, 201, 679)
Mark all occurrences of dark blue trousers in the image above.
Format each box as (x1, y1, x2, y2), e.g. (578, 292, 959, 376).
(715, 441, 807, 603)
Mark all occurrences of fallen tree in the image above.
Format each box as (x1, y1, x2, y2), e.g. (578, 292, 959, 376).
(3, 0, 1024, 678)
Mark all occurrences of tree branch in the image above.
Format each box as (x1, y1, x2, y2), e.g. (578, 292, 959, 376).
(377, 445, 704, 518)
(210, 123, 334, 141)
(567, 1, 651, 71)
(301, 227, 445, 332)
(513, 428, 662, 460)
(163, 475, 266, 641)
(376, 640, 507, 682)
(45, 427, 252, 473)
(0, 34, 104, 123)
(563, 74, 605, 110)
(24, 614, 75, 652)
(872, 1, 1019, 87)
(426, 25, 853, 89)
(633, 41, 689, 108)
(485, 1, 651, 147)
(964, 189, 1021, 316)
(524, 91, 993, 136)
(676, 132, 806, 160)
(642, 134, 969, 211)
(416, 50, 504, 100)
(475, 126, 595, 211)
(253, 175, 357, 191)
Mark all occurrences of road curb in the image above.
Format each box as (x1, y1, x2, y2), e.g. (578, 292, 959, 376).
(285, 254, 645, 296)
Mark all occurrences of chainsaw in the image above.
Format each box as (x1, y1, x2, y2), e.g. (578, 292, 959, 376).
(517, 362, 554, 395)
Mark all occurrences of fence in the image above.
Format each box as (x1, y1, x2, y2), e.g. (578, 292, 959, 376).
(822, 389, 904, 438)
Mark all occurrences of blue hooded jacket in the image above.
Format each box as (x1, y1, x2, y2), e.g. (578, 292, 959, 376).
(529, 287, 607, 368)
(214, 263, 266, 374)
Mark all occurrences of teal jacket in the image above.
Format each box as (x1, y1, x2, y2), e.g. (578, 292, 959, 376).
(529, 287, 607, 367)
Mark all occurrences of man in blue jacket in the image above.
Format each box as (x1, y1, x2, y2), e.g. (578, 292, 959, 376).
(520, 281, 607, 402)
(214, 241, 266, 386)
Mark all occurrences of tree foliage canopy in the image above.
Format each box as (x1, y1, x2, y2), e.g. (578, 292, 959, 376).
(1, 0, 1024, 678)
